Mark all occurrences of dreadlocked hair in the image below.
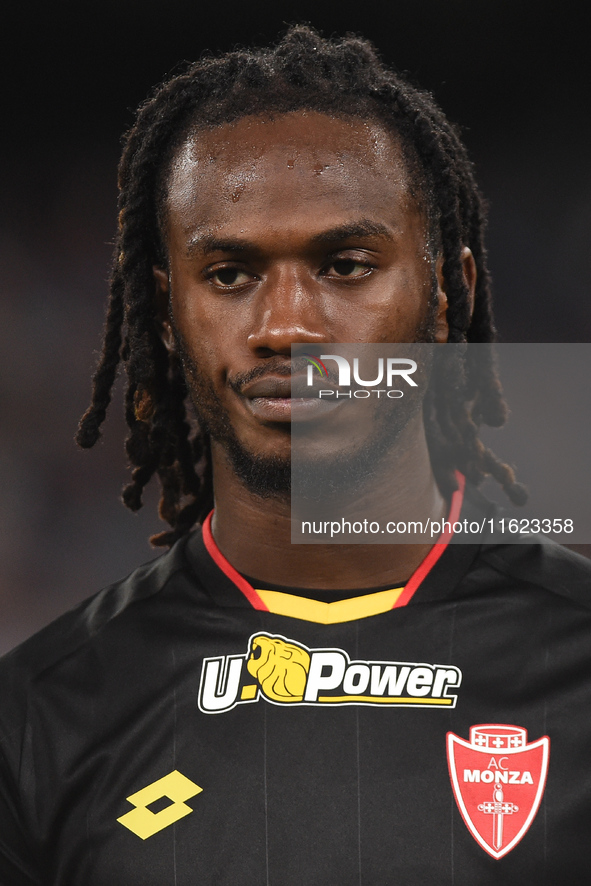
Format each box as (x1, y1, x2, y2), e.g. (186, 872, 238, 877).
(76, 24, 526, 547)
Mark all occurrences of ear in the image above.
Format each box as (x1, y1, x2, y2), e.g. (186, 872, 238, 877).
(153, 266, 175, 353)
(434, 246, 477, 342)
(433, 256, 449, 343)
(460, 246, 477, 319)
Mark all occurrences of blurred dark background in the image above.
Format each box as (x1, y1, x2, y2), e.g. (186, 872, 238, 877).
(1, 0, 590, 652)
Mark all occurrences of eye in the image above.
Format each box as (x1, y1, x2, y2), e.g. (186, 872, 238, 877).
(323, 258, 373, 278)
(207, 266, 255, 288)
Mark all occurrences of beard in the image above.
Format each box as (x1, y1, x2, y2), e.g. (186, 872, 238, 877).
(173, 336, 293, 498)
(173, 276, 440, 502)
(290, 354, 431, 506)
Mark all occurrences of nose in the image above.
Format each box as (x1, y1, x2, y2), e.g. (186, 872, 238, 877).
(247, 265, 328, 356)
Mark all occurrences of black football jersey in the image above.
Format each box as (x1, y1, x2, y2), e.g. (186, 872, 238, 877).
(1, 483, 591, 885)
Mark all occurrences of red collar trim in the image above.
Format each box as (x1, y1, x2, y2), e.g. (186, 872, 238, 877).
(202, 513, 269, 611)
(201, 471, 466, 614)
(391, 471, 465, 607)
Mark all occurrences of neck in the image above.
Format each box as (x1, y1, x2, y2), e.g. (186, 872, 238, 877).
(209, 418, 446, 591)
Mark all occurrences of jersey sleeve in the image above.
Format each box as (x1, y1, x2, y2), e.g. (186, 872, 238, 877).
(0, 648, 45, 886)
(0, 742, 43, 886)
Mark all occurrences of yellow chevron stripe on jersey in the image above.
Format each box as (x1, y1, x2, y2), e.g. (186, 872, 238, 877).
(255, 587, 405, 624)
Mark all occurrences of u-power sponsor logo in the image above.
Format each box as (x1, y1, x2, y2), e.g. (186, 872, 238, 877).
(199, 633, 462, 713)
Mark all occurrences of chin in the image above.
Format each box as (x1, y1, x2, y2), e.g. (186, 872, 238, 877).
(223, 439, 292, 499)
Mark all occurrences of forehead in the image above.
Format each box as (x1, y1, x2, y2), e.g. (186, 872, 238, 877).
(163, 111, 423, 242)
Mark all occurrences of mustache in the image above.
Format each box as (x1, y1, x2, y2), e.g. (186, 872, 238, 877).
(228, 357, 340, 394)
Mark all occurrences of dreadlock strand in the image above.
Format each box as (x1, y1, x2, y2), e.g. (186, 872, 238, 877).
(122, 461, 160, 511)
(166, 360, 202, 499)
(76, 271, 125, 448)
(479, 448, 528, 506)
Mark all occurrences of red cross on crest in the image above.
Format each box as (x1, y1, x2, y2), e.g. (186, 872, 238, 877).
(447, 724, 550, 859)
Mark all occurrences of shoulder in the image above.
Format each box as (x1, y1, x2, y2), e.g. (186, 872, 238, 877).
(456, 483, 591, 611)
(475, 539, 591, 611)
(0, 534, 195, 706)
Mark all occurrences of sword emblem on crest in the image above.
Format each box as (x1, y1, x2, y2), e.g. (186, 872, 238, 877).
(447, 724, 550, 859)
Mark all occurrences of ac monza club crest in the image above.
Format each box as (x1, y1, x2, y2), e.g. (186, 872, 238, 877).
(447, 724, 550, 860)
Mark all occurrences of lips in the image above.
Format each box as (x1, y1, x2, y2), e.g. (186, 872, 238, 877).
(240, 374, 340, 422)
(241, 376, 293, 399)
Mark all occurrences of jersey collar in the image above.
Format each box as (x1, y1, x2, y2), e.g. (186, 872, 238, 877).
(194, 473, 467, 624)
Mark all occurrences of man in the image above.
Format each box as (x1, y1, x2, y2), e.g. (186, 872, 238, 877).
(1, 26, 590, 885)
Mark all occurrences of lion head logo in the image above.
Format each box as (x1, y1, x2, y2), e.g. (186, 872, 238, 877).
(247, 635, 311, 702)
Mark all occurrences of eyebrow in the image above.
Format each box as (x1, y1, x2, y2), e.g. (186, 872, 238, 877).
(185, 218, 393, 258)
(186, 234, 250, 257)
(310, 219, 393, 244)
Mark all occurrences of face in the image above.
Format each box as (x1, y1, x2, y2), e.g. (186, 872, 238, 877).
(155, 111, 452, 494)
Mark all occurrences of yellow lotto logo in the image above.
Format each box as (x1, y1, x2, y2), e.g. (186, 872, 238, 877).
(117, 770, 203, 839)
(198, 633, 462, 714)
